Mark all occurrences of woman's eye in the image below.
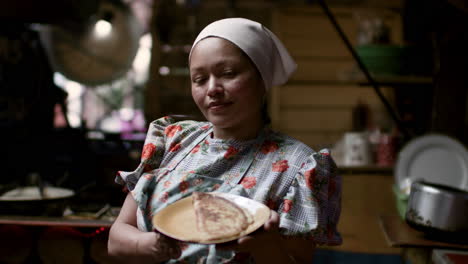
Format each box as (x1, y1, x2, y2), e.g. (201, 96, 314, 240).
(222, 70, 235, 77)
(192, 76, 206, 84)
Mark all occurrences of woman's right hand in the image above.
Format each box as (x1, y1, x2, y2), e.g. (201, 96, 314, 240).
(136, 231, 182, 263)
(108, 193, 181, 263)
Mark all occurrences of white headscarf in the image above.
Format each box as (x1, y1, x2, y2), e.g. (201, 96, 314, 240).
(189, 18, 297, 91)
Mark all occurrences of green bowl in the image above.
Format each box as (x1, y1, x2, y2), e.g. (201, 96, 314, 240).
(356, 45, 408, 76)
(392, 184, 409, 220)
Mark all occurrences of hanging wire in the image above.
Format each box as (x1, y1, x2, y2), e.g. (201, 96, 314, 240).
(316, 0, 413, 140)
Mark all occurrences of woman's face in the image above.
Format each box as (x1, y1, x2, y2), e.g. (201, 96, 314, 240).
(189, 37, 265, 137)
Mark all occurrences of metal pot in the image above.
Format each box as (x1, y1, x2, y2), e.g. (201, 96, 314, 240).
(405, 181, 468, 242)
(0, 186, 75, 216)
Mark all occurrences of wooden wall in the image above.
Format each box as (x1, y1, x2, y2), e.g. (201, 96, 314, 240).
(146, 3, 404, 152)
(269, 5, 402, 150)
(332, 174, 400, 254)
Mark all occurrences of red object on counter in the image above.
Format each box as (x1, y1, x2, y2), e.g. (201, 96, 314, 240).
(377, 134, 396, 167)
(433, 249, 468, 264)
(447, 253, 468, 264)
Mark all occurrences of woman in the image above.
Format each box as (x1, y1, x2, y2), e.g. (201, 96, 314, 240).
(108, 18, 342, 264)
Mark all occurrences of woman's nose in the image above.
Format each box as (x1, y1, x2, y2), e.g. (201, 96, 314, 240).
(207, 76, 223, 97)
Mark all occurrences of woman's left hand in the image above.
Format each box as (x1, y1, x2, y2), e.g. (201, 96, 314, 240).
(217, 210, 293, 263)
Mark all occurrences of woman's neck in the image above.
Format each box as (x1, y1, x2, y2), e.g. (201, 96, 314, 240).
(212, 120, 264, 141)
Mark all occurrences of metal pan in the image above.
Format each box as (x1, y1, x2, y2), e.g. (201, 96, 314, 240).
(405, 181, 468, 243)
(0, 186, 75, 216)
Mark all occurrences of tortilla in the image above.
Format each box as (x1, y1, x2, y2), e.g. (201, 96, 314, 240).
(192, 192, 253, 242)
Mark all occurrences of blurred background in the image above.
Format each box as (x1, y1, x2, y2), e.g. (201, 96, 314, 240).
(1, 0, 467, 263)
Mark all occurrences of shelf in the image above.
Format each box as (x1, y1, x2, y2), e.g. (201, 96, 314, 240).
(355, 75, 433, 86)
(338, 165, 394, 174)
(379, 214, 468, 250)
(0, 215, 113, 228)
(287, 75, 433, 87)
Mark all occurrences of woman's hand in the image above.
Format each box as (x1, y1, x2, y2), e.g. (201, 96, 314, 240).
(217, 210, 294, 264)
(108, 194, 182, 264)
(135, 231, 182, 263)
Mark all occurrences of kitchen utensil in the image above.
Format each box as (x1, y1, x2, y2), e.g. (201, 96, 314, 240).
(0, 186, 75, 216)
(355, 44, 408, 75)
(152, 192, 271, 244)
(395, 134, 468, 195)
(405, 181, 468, 242)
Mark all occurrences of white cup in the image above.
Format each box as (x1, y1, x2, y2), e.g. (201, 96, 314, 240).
(343, 132, 372, 166)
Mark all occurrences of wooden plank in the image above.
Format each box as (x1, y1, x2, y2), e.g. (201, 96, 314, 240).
(291, 59, 355, 81)
(279, 109, 352, 131)
(324, 174, 400, 254)
(275, 13, 356, 37)
(273, 6, 403, 45)
(280, 131, 344, 150)
(278, 16, 357, 58)
(279, 85, 394, 107)
(283, 37, 354, 58)
(278, 107, 392, 130)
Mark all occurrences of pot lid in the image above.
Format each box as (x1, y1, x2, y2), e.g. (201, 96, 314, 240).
(0, 186, 75, 201)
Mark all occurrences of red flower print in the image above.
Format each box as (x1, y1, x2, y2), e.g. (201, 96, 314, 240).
(164, 125, 182, 137)
(169, 142, 181, 152)
(240, 176, 257, 189)
(283, 199, 293, 213)
(305, 168, 316, 190)
(159, 192, 169, 203)
(201, 124, 210, 130)
(141, 143, 156, 160)
(179, 180, 190, 193)
(272, 160, 289, 172)
(191, 144, 200, 154)
(163, 181, 171, 188)
(178, 242, 189, 251)
(261, 140, 279, 154)
(224, 146, 239, 159)
(143, 173, 153, 180)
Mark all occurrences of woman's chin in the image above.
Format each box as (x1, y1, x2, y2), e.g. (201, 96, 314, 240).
(208, 118, 233, 129)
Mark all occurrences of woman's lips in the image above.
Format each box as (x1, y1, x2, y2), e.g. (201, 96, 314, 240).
(208, 102, 233, 111)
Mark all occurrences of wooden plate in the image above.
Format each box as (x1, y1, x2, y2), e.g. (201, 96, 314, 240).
(152, 192, 271, 244)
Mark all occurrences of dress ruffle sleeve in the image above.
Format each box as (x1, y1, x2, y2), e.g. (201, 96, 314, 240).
(115, 116, 175, 191)
(278, 148, 342, 246)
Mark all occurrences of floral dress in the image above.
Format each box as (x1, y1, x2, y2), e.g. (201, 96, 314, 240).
(116, 116, 342, 263)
